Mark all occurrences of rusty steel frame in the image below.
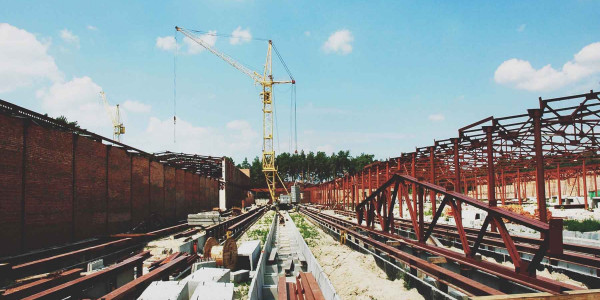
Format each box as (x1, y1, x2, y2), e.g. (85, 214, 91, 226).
(303, 91, 600, 290)
(333, 209, 600, 273)
(23, 251, 150, 300)
(300, 207, 504, 296)
(303, 206, 582, 295)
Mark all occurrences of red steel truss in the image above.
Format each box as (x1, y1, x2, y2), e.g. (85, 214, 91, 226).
(304, 91, 600, 293)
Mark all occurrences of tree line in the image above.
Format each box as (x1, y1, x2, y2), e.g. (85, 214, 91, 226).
(234, 150, 375, 188)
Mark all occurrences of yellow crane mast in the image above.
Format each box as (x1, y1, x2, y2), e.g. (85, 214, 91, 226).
(99, 91, 125, 142)
(176, 26, 294, 203)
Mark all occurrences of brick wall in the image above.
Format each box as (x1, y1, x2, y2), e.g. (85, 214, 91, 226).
(73, 136, 107, 240)
(149, 161, 164, 215)
(164, 166, 176, 222)
(131, 155, 150, 225)
(0, 115, 23, 256)
(24, 125, 73, 251)
(0, 111, 229, 256)
(107, 147, 131, 234)
(175, 169, 186, 220)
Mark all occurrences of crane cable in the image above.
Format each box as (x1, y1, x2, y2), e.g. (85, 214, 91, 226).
(272, 42, 297, 153)
(173, 30, 178, 144)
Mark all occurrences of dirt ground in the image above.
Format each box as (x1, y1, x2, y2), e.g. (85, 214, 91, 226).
(299, 214, 424, 300)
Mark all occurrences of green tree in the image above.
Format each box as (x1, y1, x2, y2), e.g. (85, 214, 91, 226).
(239, 157, 251, 169)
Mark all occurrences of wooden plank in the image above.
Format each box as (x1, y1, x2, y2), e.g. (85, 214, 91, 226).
(277, 276, 287, 300)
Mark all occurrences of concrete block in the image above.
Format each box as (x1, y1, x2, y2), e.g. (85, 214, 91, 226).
(87, 259, 104, 272)
(230, 269, 249, 283)
(137, 281, 188, 300)
(190, 281, 234, 300)
(191, 260, 217, 272)
(182, 267, 231, 296)
(237, 240, 261, 271)
(183, 267, 230, 283)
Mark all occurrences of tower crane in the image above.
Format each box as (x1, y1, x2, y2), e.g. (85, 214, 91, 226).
(175, 26, 294, 203)
(99, 91, 125, 142)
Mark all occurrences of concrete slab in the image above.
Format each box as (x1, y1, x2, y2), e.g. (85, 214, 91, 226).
(191, 260, 217, 272)
(230, 269, 249, 283)
(190, 281, 234, 300)
(237, 240, 260, 271)
(137, 281, 187, 300)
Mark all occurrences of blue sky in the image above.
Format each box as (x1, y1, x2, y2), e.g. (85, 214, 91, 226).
(1, 1, 600, 163)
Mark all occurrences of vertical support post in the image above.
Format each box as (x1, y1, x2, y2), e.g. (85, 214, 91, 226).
(429, 146, 436, 214)
(583, 160, 589, 210)
(529, 108, 547, 223)
(411, 153, 417, 214)
(501, 169, 506, 205)
(557, 164, 562, 205)
(368, 167, 372, 198)
(452, 138, 462, 215)
(397, 158, 403, 217)
(594, 168, 598, 198)
(484, 126, 497, 232)
(418, 186, 424, 242)
(484, 126, 496, 207)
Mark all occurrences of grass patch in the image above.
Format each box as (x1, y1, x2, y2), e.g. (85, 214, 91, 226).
(290, 213, 319, 247)
(564, 219, 600, 232)
(233, 281, 250, 299)
(246, 212, 275, 245)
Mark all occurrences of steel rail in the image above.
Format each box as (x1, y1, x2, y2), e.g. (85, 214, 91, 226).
(302, 207, 583, 295)
(334, 209, 600, 270)
(23, 251, 151, 300)
(300, 207, 504, 297)
(100, 253, 196, 300)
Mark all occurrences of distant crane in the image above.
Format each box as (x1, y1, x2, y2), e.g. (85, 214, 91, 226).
(99, 91, 125, 142)
(176, 26, 295, 203)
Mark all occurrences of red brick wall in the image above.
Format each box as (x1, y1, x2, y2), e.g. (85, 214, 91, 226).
(0, 112, 223, 256)
(184, 171, 194, 215)
(73, 136, 107, 240)
(193, 174, 200, 212)
(24, 125, 73, 251)
(175, 169, 186, 220)
(107, 147, 131, 234)
(149, 161, 164, 215)
(0, 115, 23, 255)
(131, 156, 150, 225)
(199, 177, 206, 210)
(164, 166, 176, 222)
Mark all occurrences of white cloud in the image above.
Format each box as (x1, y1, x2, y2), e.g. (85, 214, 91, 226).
(517, 24, 526, 32)
(428, 114, 445, 121)
(129, 117, 259, 159)
(156, 36, 178, 51)
(60, 29, 80, 48)
(494, 42, 600, 91)
(0, 23, 63, 93)
(230, 27, 252, 45)
(322, 29, 354, 55)
(156, 31, 217, 54)
(184, 31, 217, 54)
(36, 76, 112, 134)
(87, 25, 98, 31)
(304, 31, 311, 37)
(122, 100, 151, 113)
